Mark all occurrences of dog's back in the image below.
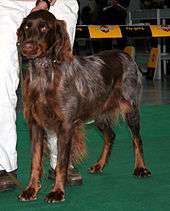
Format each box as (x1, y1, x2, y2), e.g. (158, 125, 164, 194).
(59, 50, 142, 124)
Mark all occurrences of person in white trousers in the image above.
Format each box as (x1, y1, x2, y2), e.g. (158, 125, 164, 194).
(0, 0, 82, 192)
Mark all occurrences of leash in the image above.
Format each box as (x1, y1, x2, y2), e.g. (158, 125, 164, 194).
(17, 42, 25, 107)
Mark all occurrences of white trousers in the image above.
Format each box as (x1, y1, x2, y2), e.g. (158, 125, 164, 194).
(0, 0, 78, 172)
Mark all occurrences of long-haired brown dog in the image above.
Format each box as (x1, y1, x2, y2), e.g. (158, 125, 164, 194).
(17, 10, 151, 203)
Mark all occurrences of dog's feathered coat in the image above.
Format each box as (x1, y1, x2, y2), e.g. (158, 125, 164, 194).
(17, 10, 151, 203)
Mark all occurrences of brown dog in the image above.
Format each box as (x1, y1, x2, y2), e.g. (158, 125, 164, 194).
(17, 10, 151, 203)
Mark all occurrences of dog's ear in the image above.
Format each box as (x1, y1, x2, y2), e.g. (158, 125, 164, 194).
(53, 19, 72, 64)
(17, 18, 27, 43)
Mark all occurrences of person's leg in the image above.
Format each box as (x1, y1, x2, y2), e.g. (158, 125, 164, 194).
(0, 1, 29, 191)
(50, 0, 79, 47)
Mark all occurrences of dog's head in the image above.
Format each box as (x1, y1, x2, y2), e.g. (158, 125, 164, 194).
(17, 10, 72, 62)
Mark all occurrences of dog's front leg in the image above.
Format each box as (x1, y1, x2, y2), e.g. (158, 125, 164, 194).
(19, 121, 44, 201)
(45, 123, 72, 203)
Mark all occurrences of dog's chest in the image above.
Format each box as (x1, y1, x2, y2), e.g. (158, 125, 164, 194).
(25, 75, 61, 130)
(32, 93, 60, 129)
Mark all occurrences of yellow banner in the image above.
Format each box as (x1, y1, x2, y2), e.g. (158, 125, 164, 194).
(88, 25, 122, 38)
(150, 25, 170, 37)
(147, 48, 160, 68)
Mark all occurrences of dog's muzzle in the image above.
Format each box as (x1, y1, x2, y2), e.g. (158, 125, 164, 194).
(21, 41, 39, 57)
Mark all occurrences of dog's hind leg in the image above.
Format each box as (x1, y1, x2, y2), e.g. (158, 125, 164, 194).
(125, 103, 151, 177)
(89, 120, 116, 174)
(18, 121, 45, 201)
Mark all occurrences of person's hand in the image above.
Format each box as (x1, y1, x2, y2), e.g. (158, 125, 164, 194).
(31, 1, 49, 12)
(112, 0, 118, 6)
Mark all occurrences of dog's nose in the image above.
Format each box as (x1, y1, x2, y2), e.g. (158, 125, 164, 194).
(23, 42, 34, 51)
(22, 41, 38, 57)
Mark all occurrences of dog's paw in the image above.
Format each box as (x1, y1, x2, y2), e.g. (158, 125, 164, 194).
(88, 163, 103, 174)
(134, 167, 151, 177)
(18, 187, 37, 201)
(44, 190, 65, 203)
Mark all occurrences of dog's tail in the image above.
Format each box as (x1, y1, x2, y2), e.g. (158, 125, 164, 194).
(70, 124, 86, 164)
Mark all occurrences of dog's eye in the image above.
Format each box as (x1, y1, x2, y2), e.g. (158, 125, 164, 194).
(25, 25, 29, 30)
(25, 22, 32, 30)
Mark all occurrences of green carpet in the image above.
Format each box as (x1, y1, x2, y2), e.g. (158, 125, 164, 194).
(1, 105, 170, 211)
